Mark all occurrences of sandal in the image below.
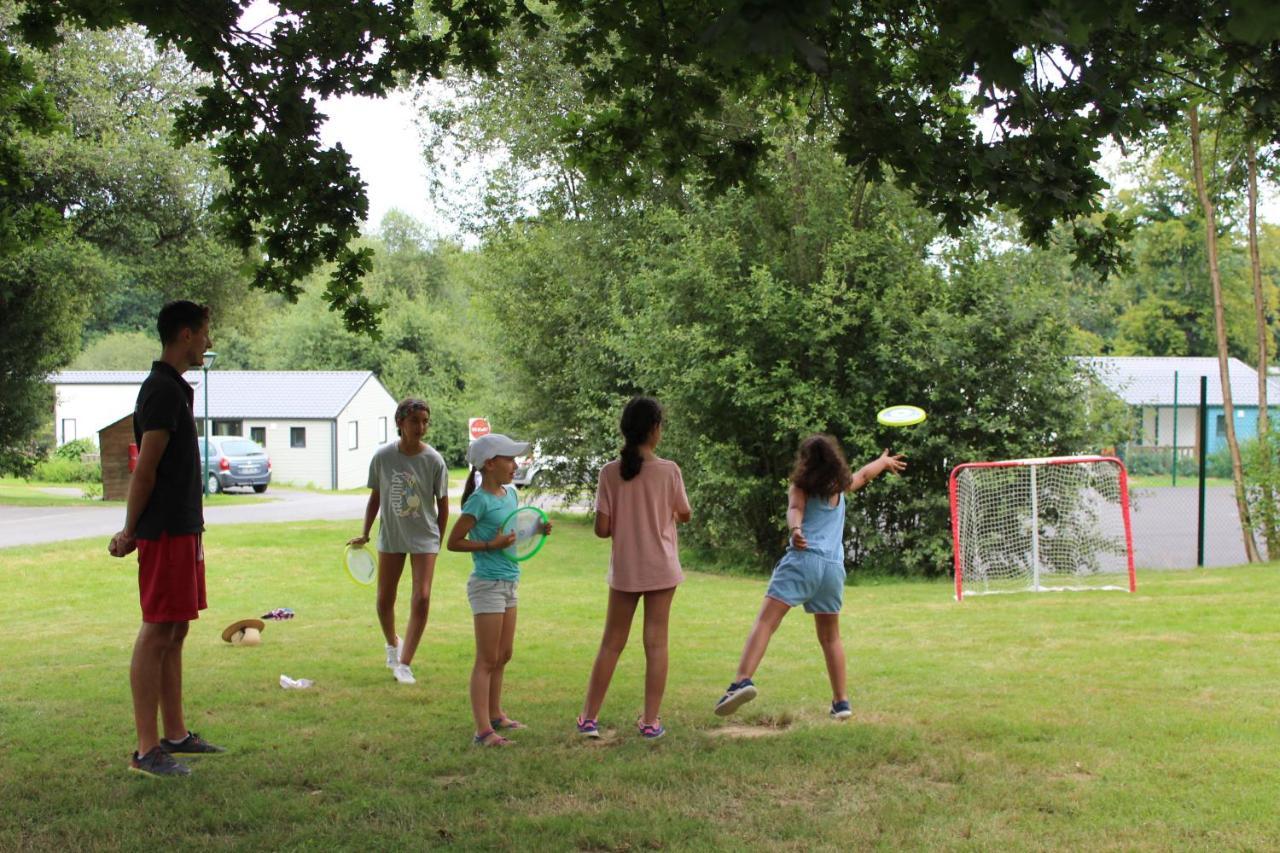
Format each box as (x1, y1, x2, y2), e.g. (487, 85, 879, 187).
(472, 728, 513, 747)
(490, 716, 527, 731)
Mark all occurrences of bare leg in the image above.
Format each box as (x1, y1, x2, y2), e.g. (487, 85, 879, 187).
(581, 589, 641, 721)
(158, 621, 190, 742)
(131, 621, 183, 754)
(376, 552, 407, 648)
(398, 553, 436, 666)
(734, 596, 793, 682)
(487, 607, 518, 723)
(640, 587, 677, 724)
(814, 613, 848, 702)
(471, 612, 505, 735)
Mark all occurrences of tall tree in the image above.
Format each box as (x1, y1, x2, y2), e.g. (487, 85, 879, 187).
(0, 10, 68, 469)
(1245, 143, 1279, 556)
(17, 2, 1280, 328)
(1188, 102, 1261, 562)
(1, 9, 256, 465)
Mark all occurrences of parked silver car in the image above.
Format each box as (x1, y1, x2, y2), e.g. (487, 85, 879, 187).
(198, 436, 272, 493)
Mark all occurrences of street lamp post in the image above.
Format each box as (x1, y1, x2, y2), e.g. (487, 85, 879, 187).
(202, 351, 218, 495)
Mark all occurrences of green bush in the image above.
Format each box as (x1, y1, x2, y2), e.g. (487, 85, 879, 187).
(53, 438, 97, 461)
(480, 143, 1130, 577)
(1122, 446, 1197, 478)
(1207, 444, 1235, 480)
(33, 456, 101, 483)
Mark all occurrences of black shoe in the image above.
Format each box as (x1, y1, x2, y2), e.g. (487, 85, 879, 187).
(160, 731, 226, 755)
(129, 745, 191, 778)
(714, 678, 758, 717)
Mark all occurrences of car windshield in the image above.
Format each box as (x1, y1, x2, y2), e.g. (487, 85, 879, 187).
(220, 439, 264, 456)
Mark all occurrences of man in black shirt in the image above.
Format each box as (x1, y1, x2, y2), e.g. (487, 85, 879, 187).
(109, 300, 225, 777)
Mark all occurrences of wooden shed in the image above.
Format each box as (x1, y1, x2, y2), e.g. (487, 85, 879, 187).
(98, 414, 135, 502)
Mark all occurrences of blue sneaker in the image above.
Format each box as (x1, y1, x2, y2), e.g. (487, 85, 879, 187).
(576, 716, 601, 738)
(830, 699, 853, 720)
(714, 678, 758, 716)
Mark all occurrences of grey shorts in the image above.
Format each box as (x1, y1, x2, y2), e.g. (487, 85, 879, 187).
(467, 576, 519, 614)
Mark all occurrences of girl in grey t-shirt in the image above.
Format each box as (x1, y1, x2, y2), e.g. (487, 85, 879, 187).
(348, 398, 449, 685)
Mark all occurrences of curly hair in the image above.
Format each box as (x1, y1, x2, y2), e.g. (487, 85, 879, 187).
(789, 434, 853, 499)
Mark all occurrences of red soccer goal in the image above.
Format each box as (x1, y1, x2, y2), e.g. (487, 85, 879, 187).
(949, 456, 1136, 600)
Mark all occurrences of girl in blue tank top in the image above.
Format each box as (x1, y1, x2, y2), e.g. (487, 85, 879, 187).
(713, 435, 905, 721)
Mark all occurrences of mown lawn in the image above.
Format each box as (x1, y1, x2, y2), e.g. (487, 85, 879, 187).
(1, 516, 1277, 850)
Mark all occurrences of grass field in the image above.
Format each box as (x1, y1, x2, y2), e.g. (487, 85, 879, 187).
(2, 516, 1278, 850)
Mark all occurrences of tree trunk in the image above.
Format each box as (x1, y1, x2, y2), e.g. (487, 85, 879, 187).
(1188, 103, 1261, 563)
(1247, 144, 1278, 558)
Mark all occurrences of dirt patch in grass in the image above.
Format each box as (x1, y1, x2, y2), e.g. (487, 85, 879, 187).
(706, 725, 785, 739)
(707, 714, 794, 738)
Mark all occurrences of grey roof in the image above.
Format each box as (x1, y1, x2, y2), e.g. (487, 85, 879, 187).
(1076, 356, 1280, 406)
(54, 371, 154, 384)
(51, 370, 385, 419)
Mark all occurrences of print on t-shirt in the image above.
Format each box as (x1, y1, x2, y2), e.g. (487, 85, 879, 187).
(390, 470, 424, 518)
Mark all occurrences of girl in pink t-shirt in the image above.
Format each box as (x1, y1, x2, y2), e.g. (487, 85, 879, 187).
(577, 397, 691, 740)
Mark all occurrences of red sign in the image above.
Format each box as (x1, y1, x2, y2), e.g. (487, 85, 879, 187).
(468, 417, 491, 440)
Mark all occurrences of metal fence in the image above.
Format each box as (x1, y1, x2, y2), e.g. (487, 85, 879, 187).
(1109, 366, 1268, 569)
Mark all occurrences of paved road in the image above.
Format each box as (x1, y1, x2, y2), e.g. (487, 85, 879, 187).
(0, 488, 371, 549)
(1128, 486, 1248, 569)
(0, 485, 591, 549)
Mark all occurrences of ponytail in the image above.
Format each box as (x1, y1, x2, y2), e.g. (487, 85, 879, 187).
(461, 465, 480, 505)
(618, 396, 663, 482)
(620, 444, 643, 482)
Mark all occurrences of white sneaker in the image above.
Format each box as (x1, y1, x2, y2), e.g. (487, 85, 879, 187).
(385, 641, 401, 668)
(392, 663, 416, 685)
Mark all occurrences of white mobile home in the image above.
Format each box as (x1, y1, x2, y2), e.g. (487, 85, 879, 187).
(51, 371, 397, 490)
(1077, 356, 1280, 456)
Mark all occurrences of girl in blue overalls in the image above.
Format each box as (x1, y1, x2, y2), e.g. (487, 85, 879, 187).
(714, 435, 905, 720)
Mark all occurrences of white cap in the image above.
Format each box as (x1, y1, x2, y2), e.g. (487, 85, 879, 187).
(466, 433, 531, 467)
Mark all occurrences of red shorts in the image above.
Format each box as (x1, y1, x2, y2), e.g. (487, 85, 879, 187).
(137, 532, 207, 623)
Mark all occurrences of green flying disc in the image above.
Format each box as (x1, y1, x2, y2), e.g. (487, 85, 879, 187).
(876, 405, 927, 428)
(343, 543, 376, 585)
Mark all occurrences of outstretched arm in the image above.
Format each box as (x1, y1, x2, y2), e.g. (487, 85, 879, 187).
(850, 450, 907, 492)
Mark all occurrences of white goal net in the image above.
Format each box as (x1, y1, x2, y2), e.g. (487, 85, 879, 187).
(949, 456, 1136, 600)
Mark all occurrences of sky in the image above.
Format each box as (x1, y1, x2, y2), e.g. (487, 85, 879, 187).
(239, 2, 448, 237)
(315, 90, 445, 235)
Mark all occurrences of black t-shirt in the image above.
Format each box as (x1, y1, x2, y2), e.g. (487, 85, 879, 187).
(133, 361, 204, 539)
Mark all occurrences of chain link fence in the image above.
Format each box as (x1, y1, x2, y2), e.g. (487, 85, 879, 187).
(1088, 357, 1272, 569)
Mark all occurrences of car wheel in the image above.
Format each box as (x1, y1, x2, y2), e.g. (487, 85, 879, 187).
(253, 484, 268, 494)
(206, 473, 221, 494)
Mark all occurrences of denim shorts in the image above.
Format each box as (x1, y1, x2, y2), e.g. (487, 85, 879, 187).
(765, 549, 846, 614)
(467, 576, 519, 614)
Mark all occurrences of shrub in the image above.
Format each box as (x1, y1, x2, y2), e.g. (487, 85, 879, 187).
(33, 456, 101, 483)
(53, 438, 97, 461)
(480, 148, 1129, 578)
